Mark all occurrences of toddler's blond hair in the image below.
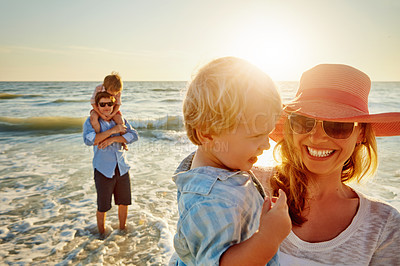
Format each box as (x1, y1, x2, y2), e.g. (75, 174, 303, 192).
(183, 56, 282, 145)
(103, 71, 123, 94)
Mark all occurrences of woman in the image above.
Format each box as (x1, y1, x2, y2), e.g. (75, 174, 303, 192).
(262, 64, 400, 265)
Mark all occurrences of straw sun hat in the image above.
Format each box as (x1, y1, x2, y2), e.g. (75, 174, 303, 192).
(270, 64, 400, 142)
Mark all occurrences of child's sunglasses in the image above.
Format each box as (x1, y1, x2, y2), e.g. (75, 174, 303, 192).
(288, 113, 358, 139)
(99, 102, 115, 107)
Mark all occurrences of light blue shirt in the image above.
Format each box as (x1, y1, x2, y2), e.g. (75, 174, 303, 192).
(170, 153, 279, 266)
(83, 117, 139, 178)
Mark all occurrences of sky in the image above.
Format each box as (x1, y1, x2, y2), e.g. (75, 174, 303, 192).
(0, 0, 399, 81)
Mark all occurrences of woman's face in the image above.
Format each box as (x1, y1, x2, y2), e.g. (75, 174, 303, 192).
(291, 118, 363, 177)
(98, 97, 114, 116)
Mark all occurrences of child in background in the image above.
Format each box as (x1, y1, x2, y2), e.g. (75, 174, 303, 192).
(170, 57, 292, 265)
(90, 72, 127, 150)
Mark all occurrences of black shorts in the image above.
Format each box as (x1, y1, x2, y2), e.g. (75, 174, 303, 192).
(94, 167, 131, 212)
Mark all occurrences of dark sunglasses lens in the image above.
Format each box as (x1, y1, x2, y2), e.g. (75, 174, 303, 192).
(99, 102, 114, 107)
(289, 114, 315, 134)
(323, 121, 354, 139)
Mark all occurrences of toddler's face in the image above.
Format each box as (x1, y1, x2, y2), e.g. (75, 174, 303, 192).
(210, 100, 277, 171)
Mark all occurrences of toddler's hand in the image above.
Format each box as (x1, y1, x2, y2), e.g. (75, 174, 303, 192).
(113, 124, 127, 134)
(259, 189, 292, 243)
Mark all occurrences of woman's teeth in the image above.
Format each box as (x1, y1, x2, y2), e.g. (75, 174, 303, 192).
(307, 147, 334, 157)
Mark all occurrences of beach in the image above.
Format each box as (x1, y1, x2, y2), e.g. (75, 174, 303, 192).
(0, 81, 399, 265)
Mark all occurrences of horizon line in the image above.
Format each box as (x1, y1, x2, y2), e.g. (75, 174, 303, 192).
(1, 80, 399, 83)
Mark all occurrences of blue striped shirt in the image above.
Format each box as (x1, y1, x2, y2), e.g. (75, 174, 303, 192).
(170, 153, 279, 266)
(83, 117, 139, 178)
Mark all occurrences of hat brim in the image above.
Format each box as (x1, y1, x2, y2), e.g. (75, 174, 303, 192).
(269, 102, 400, 142)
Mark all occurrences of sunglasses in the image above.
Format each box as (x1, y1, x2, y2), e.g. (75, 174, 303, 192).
(288, 113, 358, 139)
(98, 102, 115, 107)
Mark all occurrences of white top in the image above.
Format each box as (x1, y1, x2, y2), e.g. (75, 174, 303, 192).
(278, 190, 400, 266)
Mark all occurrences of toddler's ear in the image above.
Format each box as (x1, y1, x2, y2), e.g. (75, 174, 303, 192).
(196, 130, 214, 144)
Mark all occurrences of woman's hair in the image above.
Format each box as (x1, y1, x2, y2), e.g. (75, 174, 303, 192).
(95, 91, 116, 105)
(270, 119, 378, 226)
(103, 71, 123, 93)
(183, 56, 282, 145)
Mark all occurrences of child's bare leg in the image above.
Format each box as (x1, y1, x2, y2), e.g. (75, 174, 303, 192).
(90, 111, 101, 133)
(112, 113, 128, 151)
(112, 113, 124, 126)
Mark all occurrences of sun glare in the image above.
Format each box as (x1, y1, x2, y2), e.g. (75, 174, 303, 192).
(254, 141, 277, 167)
(228, 25, 302, 81)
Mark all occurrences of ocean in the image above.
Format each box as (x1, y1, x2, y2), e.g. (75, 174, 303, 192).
(0, 81, 399, 265)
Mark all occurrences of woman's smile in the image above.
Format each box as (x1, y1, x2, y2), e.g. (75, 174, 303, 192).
(306, 146, 335, 158)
